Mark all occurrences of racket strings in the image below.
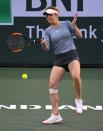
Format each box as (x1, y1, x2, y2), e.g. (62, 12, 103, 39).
(6, 32, 44, 53)
(7, 34, 25, 52)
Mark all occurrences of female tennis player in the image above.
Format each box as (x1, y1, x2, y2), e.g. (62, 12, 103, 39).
(40, 6, 83, 124)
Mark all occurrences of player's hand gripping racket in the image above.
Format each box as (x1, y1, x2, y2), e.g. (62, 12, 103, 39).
(6, 32, 43, 53)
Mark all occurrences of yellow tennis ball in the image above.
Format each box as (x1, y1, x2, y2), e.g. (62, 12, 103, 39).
(22, 73, 28, 80)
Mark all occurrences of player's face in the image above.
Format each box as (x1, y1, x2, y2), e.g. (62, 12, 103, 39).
(45, 13, 58, 24)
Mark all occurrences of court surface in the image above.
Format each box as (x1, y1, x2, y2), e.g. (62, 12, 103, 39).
(0, 67, 103, 131)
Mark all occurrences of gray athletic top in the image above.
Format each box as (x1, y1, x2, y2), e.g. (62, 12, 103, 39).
(44, 21, 76, 54)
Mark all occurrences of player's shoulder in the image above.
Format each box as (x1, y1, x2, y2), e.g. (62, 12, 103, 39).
(60, 20, 72, 25)
(60, 20, 73, 33)
(45, 26, 52, 33)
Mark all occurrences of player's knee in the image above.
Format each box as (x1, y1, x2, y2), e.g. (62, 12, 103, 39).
(49, 81, 57, 88)
(72, 73, 80, 81)
(49, 81, 58, 94)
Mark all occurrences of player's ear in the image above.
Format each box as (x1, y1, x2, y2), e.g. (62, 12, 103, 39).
(55, 13, 59, 18)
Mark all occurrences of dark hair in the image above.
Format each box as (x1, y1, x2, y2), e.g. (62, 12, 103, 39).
(45, 6, 59, 13)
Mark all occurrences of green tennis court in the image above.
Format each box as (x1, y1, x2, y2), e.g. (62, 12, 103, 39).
(0, 67, 103, 131)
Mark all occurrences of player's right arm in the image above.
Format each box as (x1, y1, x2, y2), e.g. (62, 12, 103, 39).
(40, 39, 49, 51)
(40, 28, 50, 51)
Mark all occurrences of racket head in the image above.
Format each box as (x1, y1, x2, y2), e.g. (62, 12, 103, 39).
(7, 32, 26, 53)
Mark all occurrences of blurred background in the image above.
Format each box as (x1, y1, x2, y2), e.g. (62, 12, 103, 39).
(0, 0, 103, 67)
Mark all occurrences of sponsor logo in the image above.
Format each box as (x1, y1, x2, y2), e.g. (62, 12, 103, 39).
(0, 0, 103, 25)
(0, 104, 102, 111)
(26, 24, 98, 39)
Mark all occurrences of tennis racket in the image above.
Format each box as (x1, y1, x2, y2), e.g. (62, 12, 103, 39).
(6, 32, 43, 53)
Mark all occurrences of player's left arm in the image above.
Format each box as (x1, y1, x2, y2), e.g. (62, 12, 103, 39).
(72, 14, 82, 38)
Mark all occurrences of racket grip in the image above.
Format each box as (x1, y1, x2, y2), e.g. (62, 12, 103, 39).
(36, 38, 44, 43)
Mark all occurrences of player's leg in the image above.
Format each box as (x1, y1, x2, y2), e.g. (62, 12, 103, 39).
(68, 60, 82, 99)
(42, 66, 65, 124)
(49, 66, 65, 114)
(68, 60, 83, 113)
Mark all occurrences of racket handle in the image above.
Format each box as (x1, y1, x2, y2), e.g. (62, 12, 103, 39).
(36, 38, 44, 43)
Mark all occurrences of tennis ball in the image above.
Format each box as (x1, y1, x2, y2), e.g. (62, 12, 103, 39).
(22, 73, 28, 80)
